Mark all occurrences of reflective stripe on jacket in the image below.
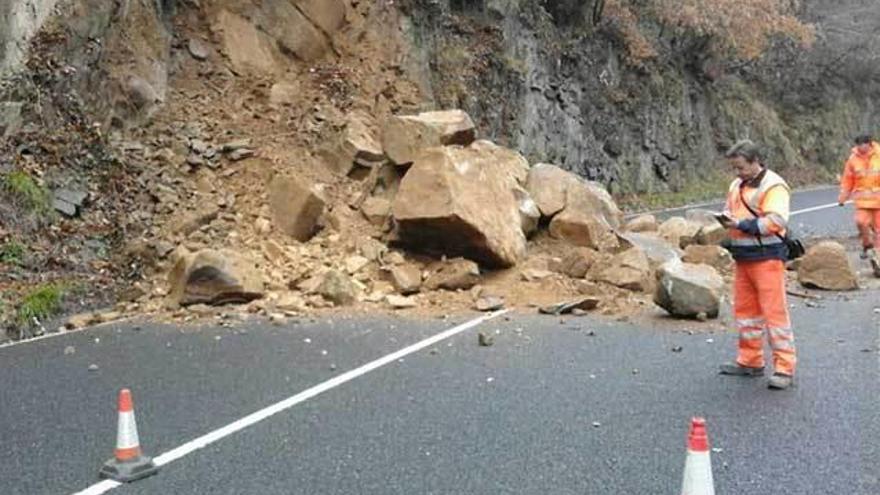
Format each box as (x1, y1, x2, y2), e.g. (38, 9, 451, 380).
(724, 169, 790, 261)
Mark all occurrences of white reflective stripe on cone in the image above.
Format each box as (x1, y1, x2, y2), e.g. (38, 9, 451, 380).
(117, 411, 141, 450)
(680, 450, 715, 495)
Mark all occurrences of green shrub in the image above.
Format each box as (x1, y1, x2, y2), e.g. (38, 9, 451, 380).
(3, 170, 52, 214)
(16, 284, 64, 326)
(0, 240, 25, 265)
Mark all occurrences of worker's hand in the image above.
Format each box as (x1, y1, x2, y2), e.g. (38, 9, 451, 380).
(838, 201, 845, 207)
(719, 216, 738, 229)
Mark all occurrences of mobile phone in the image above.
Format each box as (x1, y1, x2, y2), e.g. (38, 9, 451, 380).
(713, 212, 732, 224)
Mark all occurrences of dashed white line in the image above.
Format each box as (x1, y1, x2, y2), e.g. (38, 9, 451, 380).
(70, 309, 509, 495)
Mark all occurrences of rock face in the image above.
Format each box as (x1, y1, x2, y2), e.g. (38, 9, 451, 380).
(392, 143, 527, 268)
(168, 249, 264, 307)
(654, 261, 725, 318)
(382, 110, 476, 165)
(595, 247, 653, 292)
(797, 241, 859, 290)
(269, 175, 326, 241)
(682, 245, 733, 272)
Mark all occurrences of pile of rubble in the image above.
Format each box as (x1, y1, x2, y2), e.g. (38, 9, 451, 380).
(82, 106, 753, 328)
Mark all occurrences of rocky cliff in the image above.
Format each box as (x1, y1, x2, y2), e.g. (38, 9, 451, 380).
(397, 0, 880, 199)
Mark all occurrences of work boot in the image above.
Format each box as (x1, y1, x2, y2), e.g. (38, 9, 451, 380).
(768, 373, 793, 390)
(719, 363, 765, 376)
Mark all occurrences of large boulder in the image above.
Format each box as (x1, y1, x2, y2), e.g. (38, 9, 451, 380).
(392, 143, 527, 267)
(594, 247, 653, 292)
(798, 241, 858, 290)
(269, 175, 326, 241)
(525, 163, 622, 228)
(525, 163, 571, 218)
(319, 111, 385, 175)
(576, 181, 624, 230)
(382, 110, 476, 165)
(549, 201, 619, 251)
(167, 249, 264, 307)
(654, 261, 725, 318)
(682, 245, 733, 273)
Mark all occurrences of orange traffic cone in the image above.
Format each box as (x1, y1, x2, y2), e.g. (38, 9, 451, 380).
(680, 417, 715, 495)
(99, 389, 159, 482)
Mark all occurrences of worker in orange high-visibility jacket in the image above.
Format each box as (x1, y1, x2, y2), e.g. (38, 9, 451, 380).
(838, 134, 880, 277)
(717, 140, 795, 390)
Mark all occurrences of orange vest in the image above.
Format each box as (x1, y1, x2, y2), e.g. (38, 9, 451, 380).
(724, 169, 790, 260)
(840, 142, 880, 209)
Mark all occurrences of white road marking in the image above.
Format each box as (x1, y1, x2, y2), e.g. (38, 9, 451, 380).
(790, 200, 851, 217)
(624, 184, 838, 218)
(0, 317, 137, 350)
(70, 310, 509, 495)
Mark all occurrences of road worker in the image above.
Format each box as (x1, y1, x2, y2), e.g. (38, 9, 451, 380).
(838, 134, 880, 276)
(717, 140, 795, 390)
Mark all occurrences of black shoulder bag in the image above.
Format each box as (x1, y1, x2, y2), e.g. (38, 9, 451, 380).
(738, 188, 805, 261)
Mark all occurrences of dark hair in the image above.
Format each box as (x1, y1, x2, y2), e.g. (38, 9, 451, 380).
(725, 139, 762, 164)
(854, 134, 872, 145)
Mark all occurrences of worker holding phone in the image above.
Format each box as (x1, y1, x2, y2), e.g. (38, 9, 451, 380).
(717, 140, 795, 390)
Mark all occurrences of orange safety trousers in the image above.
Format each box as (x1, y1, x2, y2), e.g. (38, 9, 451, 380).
(854, 208, 880, 249)
(733, 259, 796, 376)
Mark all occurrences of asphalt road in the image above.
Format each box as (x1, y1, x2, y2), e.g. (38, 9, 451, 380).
(2, 186, 878, 495)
